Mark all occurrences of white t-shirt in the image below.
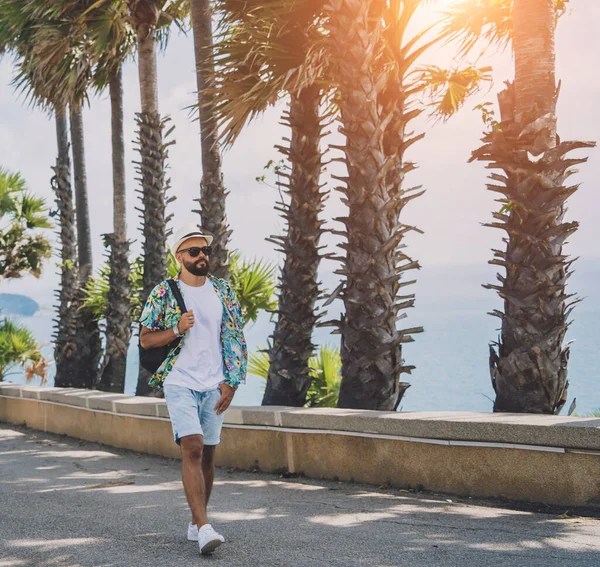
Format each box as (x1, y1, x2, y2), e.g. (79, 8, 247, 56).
(164, 280, 225, 392)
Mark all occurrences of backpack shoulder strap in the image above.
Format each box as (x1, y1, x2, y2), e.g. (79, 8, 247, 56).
(167, 279, 188, 313)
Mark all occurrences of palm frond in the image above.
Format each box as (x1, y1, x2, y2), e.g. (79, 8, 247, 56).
(417, 64, 493, 119)
(442, 0, 570, 58)
(248, 349, 270, 379)
(248, 344, 342, 408)
(229, 251, 277, 325)
(306, 345, 342, 408)
(0, 316, 44, 381)
(211, 0, 327, 147)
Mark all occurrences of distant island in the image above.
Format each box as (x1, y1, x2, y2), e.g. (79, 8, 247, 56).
(0, 294, 40, 317)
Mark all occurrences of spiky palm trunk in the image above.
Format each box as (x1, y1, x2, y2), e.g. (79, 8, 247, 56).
(262, 85, 326, 407)
(70, 101, 102, 388)
(474, 0, 595, 413)
(134, 15, 172, 396)
(52, 104, 80, 387)
(99, 67, 131, 393)
(190, 0, 231, 278)
(326, 0, 421, 410)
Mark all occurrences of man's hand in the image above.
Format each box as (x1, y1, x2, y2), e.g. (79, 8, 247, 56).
(178, 309, 195, 333)
(214, 383, 235, 415)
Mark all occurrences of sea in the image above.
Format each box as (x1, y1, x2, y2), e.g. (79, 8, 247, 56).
(4, 259, 600, 415)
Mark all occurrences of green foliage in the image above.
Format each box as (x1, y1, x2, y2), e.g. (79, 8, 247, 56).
(83, 255, 143, 321)
(82, 250, 277, 328)
(304, 345, 342, 408)
(229, 252, 277, 325)
(248, 345, 342, 408)
(475, 101, 499, 129)
(0, 317, 45, 381)
(419, 65, 493, 120)
(0, 167, 52, 280)
(255, 159, 286, 185)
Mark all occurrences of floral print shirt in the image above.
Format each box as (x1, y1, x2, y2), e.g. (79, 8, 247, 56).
(139, 274, 247, 391)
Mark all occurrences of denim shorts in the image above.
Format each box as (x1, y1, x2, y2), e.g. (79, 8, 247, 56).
(163, 385, 225, 446)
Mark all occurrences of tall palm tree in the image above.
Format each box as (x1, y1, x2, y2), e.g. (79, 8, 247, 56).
(51, 103, 81, 386)
(69, 95, 103, 389)
(83, 0, 187, 395)
(33, 11, 102, 389)
(80, 0, 185, 395)
(17, 0, 137, 391)
(325, 0, 490, 410)
(0, 1, 85, 386)
(448, 0, 594, 413)
(87, 3, 137, 392)
(189, 0, 230, 278)
(127, 0, 184, 396)
(212, 0, 329, 406)
(124, 0, 182, 301)
(97, 66, 132, 392)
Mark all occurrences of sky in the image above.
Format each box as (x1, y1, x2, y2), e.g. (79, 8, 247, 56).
(1, 0, 599, 307)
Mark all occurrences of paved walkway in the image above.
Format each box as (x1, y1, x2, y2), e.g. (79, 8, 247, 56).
(1, 424, 599, 567)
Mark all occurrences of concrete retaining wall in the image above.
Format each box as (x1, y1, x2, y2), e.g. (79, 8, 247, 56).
(2, 383, 600, 508)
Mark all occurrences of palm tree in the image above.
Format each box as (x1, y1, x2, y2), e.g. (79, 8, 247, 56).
(69, 95, 103, 388)
(86, 3, 137, 392)
(448, 0, 594, 413)
(127, 0, 184, 395)
(212, 0, 329, 406)
(189, 0, 230, 278)
(0, 168, 52, 280)
(83, 0, 186, 395)
(125, 0, 183, 300)
(28, 0, 140, 392)
(51, 104, 81, 387)
(0, 1, 83, 387)
(323, 0, 486, 410)
(32, 10, 102, 389)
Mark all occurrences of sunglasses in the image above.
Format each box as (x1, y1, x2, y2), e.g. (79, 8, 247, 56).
(178, 245, 212, 258)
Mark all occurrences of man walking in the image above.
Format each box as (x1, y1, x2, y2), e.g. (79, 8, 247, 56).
(139, 224, 247, 555)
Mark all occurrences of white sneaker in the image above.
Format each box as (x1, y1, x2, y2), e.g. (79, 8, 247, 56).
(187, 522, 199, 541)
(197, 524, 225, 555)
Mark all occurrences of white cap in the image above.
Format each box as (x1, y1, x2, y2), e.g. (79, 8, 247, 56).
(171, 223, 214, 256)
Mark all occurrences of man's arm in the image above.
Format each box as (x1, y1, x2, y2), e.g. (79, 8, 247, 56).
(139, 325, 179, 349)
(139, 308, 195, 349)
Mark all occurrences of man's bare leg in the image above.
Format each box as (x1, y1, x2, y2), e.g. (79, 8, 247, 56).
(180, 435, 209, 527)
(202, 445, 217, 506)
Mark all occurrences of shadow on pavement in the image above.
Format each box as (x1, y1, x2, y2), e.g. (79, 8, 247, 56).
(1, 424, 599, 567)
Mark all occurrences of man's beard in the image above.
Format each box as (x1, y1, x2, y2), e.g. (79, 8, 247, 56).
(183, 257, 209, 276)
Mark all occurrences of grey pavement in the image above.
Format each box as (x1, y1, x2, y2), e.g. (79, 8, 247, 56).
(1, 423, 599, 567)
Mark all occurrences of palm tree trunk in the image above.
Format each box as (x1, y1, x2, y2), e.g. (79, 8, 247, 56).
(513, 0, 556, 147)
(70, 101, 93, 283)
(70, 101, 102, 388)
(326, 0, 420, 410)
(52, 104, 80, 388)
(190, 0, 231, 279)
(262, 85, 325, 407)
(473, 0, 595, 413)
(134, 22, 170, 397)
(110, 67, 128, 244)
(99, 66, 131, 393)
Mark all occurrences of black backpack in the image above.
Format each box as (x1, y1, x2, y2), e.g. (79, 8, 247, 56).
(139, 279, 188, 373)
